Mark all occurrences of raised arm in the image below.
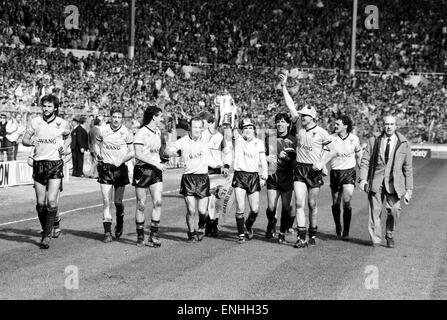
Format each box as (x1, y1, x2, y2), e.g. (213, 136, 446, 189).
(280, 71, 299, 118)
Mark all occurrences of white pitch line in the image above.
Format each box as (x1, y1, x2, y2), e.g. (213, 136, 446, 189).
(0, 188, 180, 227)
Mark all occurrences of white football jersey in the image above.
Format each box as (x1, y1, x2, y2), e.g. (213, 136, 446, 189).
(296, 125, 332, 164)
(171, 134, 209, 174)
(96, 124, 133, 165)
(233, 135, 265, 173)
(329, 133, 362, 170)
(27, 116, 70, 161)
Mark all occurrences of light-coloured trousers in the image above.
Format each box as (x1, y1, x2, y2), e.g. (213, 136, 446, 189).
(367, 184, 401, 244)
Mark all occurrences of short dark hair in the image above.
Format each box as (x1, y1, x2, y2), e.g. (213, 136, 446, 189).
(93, 117, 101, 126)
(110, 106, 124, 117)
(274, 112, 291, 125)
(40, 94, 60, 115)
(141, 105, 162, 127)
(336, 115, 353, 133)
(189, 116, 204, 129)
(198, 110, 215, 124)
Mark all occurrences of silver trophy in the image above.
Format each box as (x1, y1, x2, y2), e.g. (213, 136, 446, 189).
(214, 91, 237, 128)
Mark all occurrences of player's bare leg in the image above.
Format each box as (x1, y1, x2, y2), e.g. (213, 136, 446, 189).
(266, 189, 280, 238)
(35, 182, 49, 248)
(184, 196, 197, 242)
(234, 187, 247, 243)
(196, 197, 209, 241)
(245, 191, 260, 240)
(307, 187, 320, 245)
(278, 190, 293, 244)
(147, 182, 163, 247)
(100, 184, 114, 243)
(38, 179, 62, 249)
(331, 189, 343, 237)
(341, 184, 354, 240)
(293, 181, 308, 248)
(135, 186, 148, 246)
(50, 189, 62, 238)
(113, 185, 125, 239)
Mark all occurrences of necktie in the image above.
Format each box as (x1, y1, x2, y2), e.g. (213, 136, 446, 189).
(385, 138, 391, 164)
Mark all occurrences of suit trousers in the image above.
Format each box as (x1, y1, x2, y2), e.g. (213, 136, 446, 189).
(367, 183, 401, 244)
(72, 149, 84, 177)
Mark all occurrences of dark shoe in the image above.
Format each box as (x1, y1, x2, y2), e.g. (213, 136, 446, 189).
(238, 234, 246, 244)
(386, 237, 395, 248)
(278, 233, 286, 244)
(187, 231, 196, 243)
(114, 226, 123, 239)
(148, 232, 161, 248)
(308, 237, 317, 246)
(265, 218, 277, 239)
(136, 234, 145, 247)
(40, 236, 51, 249)
(210, 223, 219, 238)
(205, 216, 212, 237)
(103, 232, 113, 243)
(341, 233, 350, 241)
(197, 228, 205, 241)
(245, 227, 254, 240)
(294, 239, 308, 249)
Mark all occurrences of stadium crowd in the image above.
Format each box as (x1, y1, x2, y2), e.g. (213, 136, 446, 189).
(1, 0, 446, 149)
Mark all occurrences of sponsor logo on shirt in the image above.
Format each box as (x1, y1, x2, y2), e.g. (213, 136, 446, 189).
(104, 145, 121, 151)
(336, 151, 354, 158)
(37, 138, 57, 144)
(243, 151, 256, 159)
(298, 143, 313, 152)
(188, 151, 204, 159)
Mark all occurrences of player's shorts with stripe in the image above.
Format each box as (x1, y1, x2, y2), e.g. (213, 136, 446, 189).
(180, 174, 210, 199)
(293, 162, 324, 188)
(330, 167, 356, 190)
(97, 162, 129, 186)
(132, 163, 163, 188)
(267, 171, 294, 192)
(33, 160, 64, 186)
(231, 171, 261, 194)
(208, 167, 222, 175)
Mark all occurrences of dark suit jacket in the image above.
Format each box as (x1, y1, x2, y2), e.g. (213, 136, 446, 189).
(71, 125, 89, 151)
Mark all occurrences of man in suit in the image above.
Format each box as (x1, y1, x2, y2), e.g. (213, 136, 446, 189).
(71, 116, 89, 177)
(359, 115, 413, 248)
(87, 117, 102, 178)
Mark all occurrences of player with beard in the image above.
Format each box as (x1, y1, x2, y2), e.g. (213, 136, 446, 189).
(94, 107, 134, 243)
(22, 94, 71, 249)
(280, 72, 333, 248)
(132, 105, 166, 247)
(327, 115, 362, 240)
(265, 112, 297, 244)
(231, 118, 268, 244)
(165, 117, 211, 242)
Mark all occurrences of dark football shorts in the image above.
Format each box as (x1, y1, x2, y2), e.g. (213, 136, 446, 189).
(208, 167, 222, 175)
(132, 163, 163, 188)
(97, 162, 129, 186)
(267, 171, 294, 192)
(231, 171, 261, 194)
(330, 167, 356, 191)
(33, 160, 64, 186)
(293, 162, 324, 188)
(180, 174, 210, 199)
